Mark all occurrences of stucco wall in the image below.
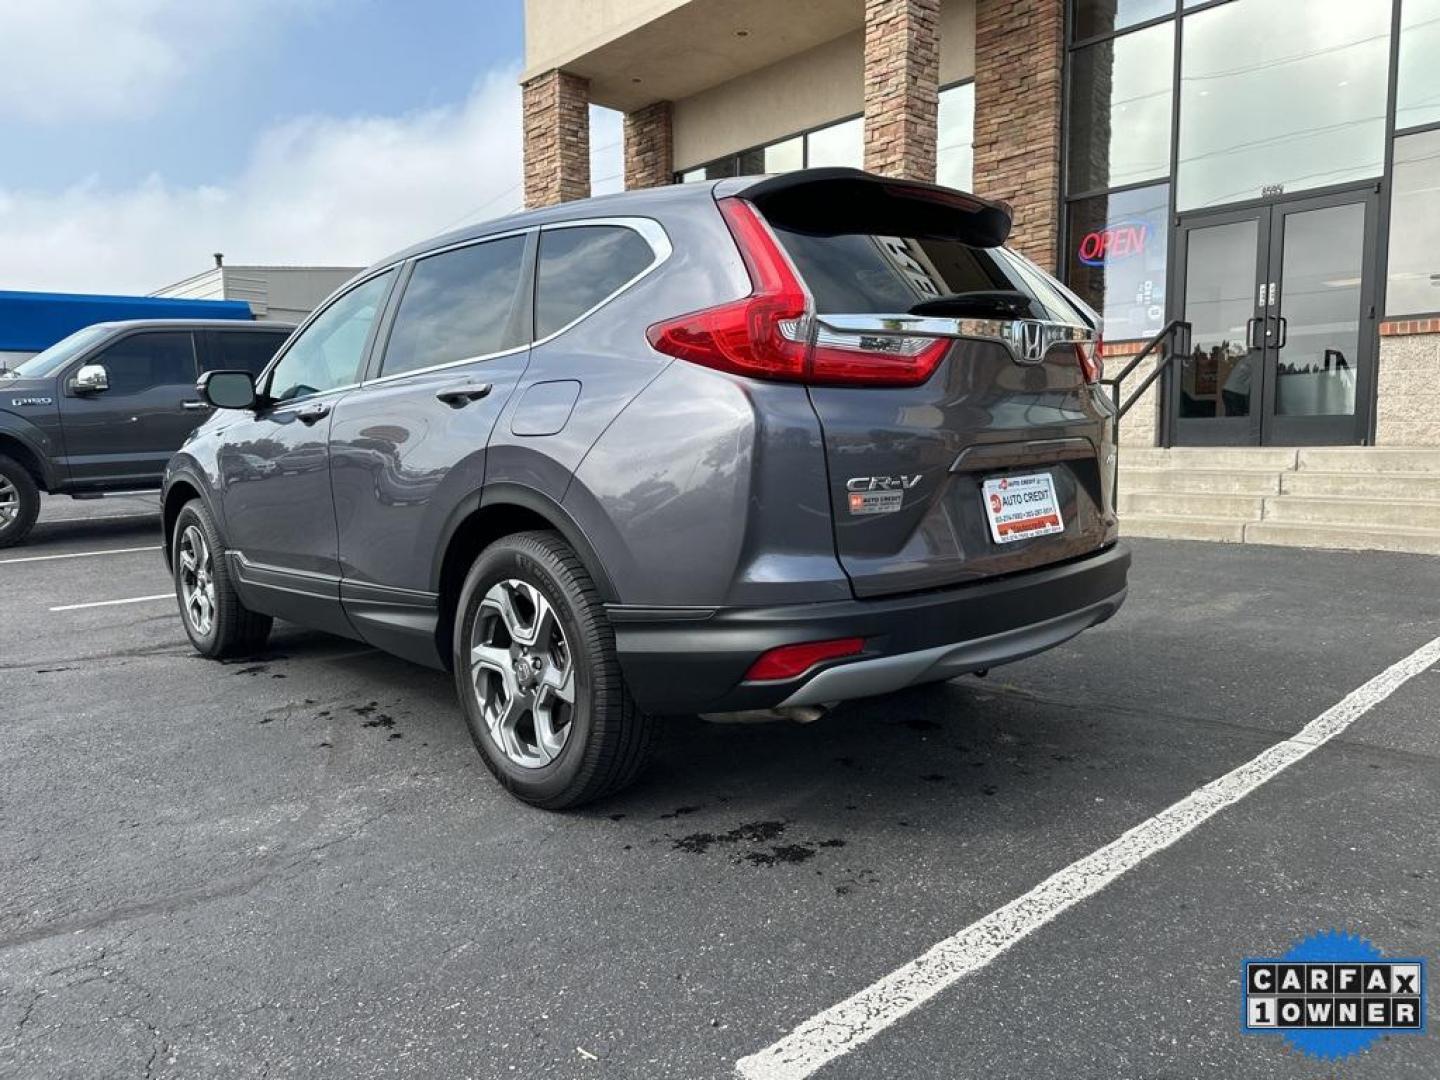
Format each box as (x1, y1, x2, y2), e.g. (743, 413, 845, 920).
(525, 0, 687, 75)
(1376, 329, 1440, 446)
(672, 0, 974, 171)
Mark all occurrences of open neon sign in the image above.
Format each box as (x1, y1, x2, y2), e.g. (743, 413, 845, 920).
(1077, 219, 1149, 266)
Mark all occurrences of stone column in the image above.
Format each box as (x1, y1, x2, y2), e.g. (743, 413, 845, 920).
(522, 69, 590, 208)
(972, 0, 1064, 268)
(862, 0, 940, 181)
(623, 100, 674, 190)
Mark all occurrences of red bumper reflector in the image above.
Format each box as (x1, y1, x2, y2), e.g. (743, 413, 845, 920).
(744, 637, 865, 682)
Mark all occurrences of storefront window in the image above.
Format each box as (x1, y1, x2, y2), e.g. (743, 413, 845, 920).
(1073, 0, 1174, 42)
(806, 116, 862, 169)
(1177, 0, 1389, 210)
(1065, 183, 1170, 342)
(1387, 130, 1440, 317)
(937, 82, 975, 191)
(1067, 22, 1174, 194)
(765, 136, 804, 172)
(1397, 0, 1440, 131)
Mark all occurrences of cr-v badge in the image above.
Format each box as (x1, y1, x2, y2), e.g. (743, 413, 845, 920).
(846, 474, 921, 516)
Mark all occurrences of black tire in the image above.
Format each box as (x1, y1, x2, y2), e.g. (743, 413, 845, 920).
(0, 454, 41, 549)
(453, 530, 654, 810)
(172, 499, 272, 659)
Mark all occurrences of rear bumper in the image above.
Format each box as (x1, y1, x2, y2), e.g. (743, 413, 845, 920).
(609, 543, 1129, 713)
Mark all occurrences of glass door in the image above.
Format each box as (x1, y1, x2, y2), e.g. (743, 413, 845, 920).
(1262, 192, 1378, 446)
(1171, 208, 1268, 446)
(1170, 190, 1378, 446)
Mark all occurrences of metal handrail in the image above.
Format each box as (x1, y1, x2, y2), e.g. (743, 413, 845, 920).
(1100, 319, 1192, 424)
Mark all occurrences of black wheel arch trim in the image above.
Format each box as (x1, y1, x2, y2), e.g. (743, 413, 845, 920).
(161, 463, 220, 570)
(0, 417, 60, 491)
(434, 481, 619, 604)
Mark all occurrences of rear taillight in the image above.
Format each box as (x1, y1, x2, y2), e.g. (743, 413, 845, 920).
(645, 198, 948, 388)
(744, 637, 866, 682)
(1075, 338, 1102, 384)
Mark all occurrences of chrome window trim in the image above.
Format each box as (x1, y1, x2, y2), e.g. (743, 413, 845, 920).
(531, 216, 672, 346)
(363, 342, 529, 387)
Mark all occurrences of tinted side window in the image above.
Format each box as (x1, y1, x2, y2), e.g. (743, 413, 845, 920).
(267, 271, 395, 403)
(94, 332, 197, 395)
(205, 330, 291, 376)
(535, 225, 654, 338)
(381, 236, 527, 377)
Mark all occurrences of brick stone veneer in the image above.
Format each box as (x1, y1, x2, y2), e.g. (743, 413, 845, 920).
(972, 0, 1064, 268)
(624, 101, 674, 190)
(522, 69, 590, 208)
(862, 0, 940, 181)
(1377, 321, 1440, 446)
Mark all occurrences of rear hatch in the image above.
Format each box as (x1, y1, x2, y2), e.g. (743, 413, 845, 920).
(742, 170, 1116, 598)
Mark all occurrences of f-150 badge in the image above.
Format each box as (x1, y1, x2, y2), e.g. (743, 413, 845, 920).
(11, 397, 53, 406)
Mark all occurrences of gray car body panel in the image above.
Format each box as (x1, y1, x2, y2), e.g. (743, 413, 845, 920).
(165, 172, 1129, 711)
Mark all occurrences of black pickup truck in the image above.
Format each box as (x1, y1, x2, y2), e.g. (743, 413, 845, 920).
(0, 319, 292, 547)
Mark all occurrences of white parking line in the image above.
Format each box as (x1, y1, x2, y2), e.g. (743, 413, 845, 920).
(736, 635, 1440, 1080)
(0, 545, 159, 565)
(50, 593, 173, 613)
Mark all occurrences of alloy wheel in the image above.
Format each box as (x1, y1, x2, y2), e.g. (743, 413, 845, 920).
(178, 524, 216, 636)
(469, 578, 576, 769)
(0, 474, 17, 528)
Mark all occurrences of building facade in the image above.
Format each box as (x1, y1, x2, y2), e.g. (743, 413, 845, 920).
(521, 0, 1440, 457)
(153, 264, 362, 324)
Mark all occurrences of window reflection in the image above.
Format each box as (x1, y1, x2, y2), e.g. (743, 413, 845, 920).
(1177, 0, 1389, 210)
(1073, 0, 1174, 40)
(1065, 183, 1170, 341)
(1397, 0, 1440, 131)
(1068, 22, 1173, 194)
(1387, 130, 1440, 317)
(807, 117, 863, 169)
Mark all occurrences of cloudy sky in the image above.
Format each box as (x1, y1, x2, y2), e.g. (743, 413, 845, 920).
(0, 0, 621, 294)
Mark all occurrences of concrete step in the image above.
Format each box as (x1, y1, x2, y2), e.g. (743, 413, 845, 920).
(1118, 490, 1265, 520)
(1298, 447, 1440, 474)
(1120, 514, 1246, 542)
(1121, 466, 1281, 495)
(1262, 495, 1440, 530)
(1280, 470, 1440, 500)
(1243, 521, 1440, 557)
(1120, 446, 1300, 471)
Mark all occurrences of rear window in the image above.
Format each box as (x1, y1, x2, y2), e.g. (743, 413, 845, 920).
(535, 225, 655, 338)
(772, 227, 1091, 326)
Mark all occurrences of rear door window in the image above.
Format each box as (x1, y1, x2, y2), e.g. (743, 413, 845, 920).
(380, 235, 528, 378)
(205, 330, 290, 376)
(771, 227, 1090, 326)
(534, 225, 655, 338)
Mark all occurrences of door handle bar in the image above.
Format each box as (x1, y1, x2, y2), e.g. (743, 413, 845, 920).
(296, 402, 331, 424)
(181, 400, 211, 411)
(435, 382, 493, 407)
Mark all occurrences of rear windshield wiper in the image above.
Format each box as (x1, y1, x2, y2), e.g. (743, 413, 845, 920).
(908, 290, 1039, 320)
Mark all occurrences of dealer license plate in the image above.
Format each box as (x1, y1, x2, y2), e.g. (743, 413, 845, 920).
(982, 472, 1064, 544)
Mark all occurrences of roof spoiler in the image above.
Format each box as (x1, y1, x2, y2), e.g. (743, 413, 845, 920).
(718, 168, 1013, 248)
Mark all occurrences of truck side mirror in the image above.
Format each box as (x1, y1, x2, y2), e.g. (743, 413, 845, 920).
(199, 370, 257, 410)
(72, 363, 110, 394)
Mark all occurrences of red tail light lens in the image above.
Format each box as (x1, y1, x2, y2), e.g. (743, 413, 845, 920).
(744, 637, 866, 682)
(646, 198, 947, 387)
(1075, 338, 1102, 384)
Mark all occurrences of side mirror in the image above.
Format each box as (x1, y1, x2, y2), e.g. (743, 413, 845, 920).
(72, 363, 109, 394)
(199, 370, 257, 410)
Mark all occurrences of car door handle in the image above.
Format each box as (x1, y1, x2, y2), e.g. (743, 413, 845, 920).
(435, 382, 493, 407)
(296, 402, 331, 424)
(181, 400, 211, 411)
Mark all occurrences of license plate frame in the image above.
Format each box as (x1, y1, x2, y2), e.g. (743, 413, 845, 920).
(982, 472, 1064, 544)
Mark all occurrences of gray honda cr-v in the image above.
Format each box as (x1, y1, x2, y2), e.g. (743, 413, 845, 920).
(163, 168, 1129, 809)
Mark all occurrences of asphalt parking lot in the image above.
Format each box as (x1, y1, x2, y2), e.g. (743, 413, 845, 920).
(2, 494, 1439, 1079)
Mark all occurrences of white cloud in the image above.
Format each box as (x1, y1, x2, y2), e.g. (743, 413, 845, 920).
(0, 0, 294, 123)
(0, 72, 525, 294)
